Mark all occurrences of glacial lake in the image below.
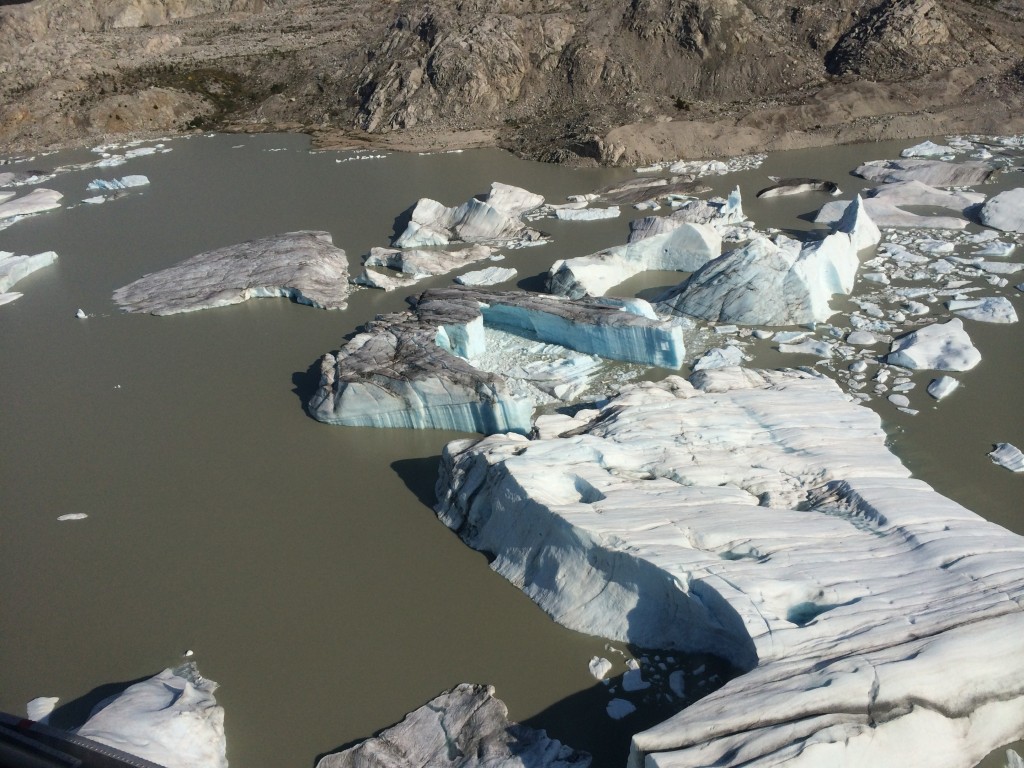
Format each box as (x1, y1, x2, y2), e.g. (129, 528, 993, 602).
(1, 132, 1022, 767)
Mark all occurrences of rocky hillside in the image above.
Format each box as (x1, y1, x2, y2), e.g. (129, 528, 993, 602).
(3, 0, 1024, 163)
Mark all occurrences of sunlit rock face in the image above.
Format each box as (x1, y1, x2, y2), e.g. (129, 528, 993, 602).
(435, 369, 1024, 768)
(76, 664, 227, 768)
(112, 231, 351, 315)
(317, 683, 591, 768)
(307, 286, 686, 434)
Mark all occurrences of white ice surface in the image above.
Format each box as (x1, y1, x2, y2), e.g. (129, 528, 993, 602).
(555, 206, 621, 221)
(435, 369, 1024, 768)
(948, 296, 1018, 323)
(0, 188, 62, 220)
(980, 188, 1024, 233)
(927, 376, 960, 400)
(989, 443, 1024, 472)
(455, 266, 518, 286)
(886, 318, 981, 371)
(0, 250, 58, 293)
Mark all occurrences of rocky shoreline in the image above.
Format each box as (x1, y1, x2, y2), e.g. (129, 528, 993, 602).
(6, 0, 1024, 163)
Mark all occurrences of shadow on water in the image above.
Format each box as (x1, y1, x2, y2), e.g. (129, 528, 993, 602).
(389, 206, 414, 244)
(46, 674, 153, 731)
(291, 359, 325, 418)
(516, 271, 549, 293)
(391, 456, 445, 511)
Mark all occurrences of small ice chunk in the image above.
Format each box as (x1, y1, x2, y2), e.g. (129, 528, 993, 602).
(589, 656, 613, 680)
(779, 339, 834, 358)
(862, 272, 890, 285)
(554, 206, 620, 221)
(693, 346, 744, 371)
(901, 140, 956, 158)
(668, 671, 686, 698)
(57, 513, 88, 521)
(606, 699, 636, 719)
(454, 267, 517, 287)
(989, 443, 1024, 472)
(622, 669, 651, 692)
(927, 376, 959, 400)
(752, 329, 774, 340)
(27, 697, 59, 722)
(917, 239, 955, 254)
(76, 308, 88, 319)
(849, 360, 868, 373)
(846, 331, 877, 346)
(975, 241, 1015, 257)
(888, 394, 911, 407)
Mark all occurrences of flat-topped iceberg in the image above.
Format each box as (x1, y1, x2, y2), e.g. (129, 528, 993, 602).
(990, 443, 1024, 472)
(434, 369, 1024, 768)
(87, 175, 149, 191)
(394, 182, 546, 249)
(455, 266, 518, 286)
(0, 188, 62, 221)
(316, 684, 590, 768)
(854, 158, 993, 186)
(554, 206, 621, 221)
(0, 250, 58, 297)
(112, 231, 351, 315)
(886, 318, 982, 370)
(948, 296, 1018, 323)
(308, 287, 685, 433)
(76, 664, 226, 768)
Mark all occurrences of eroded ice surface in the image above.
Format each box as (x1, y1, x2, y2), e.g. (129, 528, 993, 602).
(990, 443, 1024, 473)
(112, 231, 351, 315)
(886, 318, 982, 371)
(308, 287, 684, 433)
(0, 188, 62, 222)
(980, 188, 1024, 233)
(358, 244, 495, 289)
(854, 158, 993, 186)
(434, 369, 1024, 768)
(317, 684, 590, 768)
(0, 250, 58, 304)
(76, 664, 226, 768)
(394, 182, 546, 249)
(455, 266, 518, 287)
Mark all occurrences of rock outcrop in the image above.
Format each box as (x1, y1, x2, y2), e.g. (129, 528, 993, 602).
(112, 230, 351, 315)
(434, 368, 1024, 767)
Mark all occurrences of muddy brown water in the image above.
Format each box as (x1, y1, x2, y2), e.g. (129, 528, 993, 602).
(1, 133, 1021, 767)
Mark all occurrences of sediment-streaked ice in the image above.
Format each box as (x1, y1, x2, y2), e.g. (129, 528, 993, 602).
(434, 369, 1024, 768)
(989, 443, 1024, 472)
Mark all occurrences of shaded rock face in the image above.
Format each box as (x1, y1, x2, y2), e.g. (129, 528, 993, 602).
(6, 0, 1024, 160)
(317, 684, 590, 768)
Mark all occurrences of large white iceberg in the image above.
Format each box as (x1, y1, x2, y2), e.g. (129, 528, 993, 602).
(316, 683, 590, 768)
(0, 188, 63, 220)
(980, 188, 1024, 233)
(76, 664, 226, 768)
(113, 231, 351, 315)
(886, 318, 982, 371)
(434, 369, 1024, 768)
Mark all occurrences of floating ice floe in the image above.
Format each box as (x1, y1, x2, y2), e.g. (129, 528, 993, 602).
(113, 231, 351, 315)
(0, 188, 62, 221)
(927, 375, 960, 400)
(854, 158, 993, 186)
(27, 697, 59, 722)
(989, 443, 1024, 472)
(434, 369, 1024, 767)
(455, 266, 518, 287)
(554, 206, 620, 221)
(316, 684, 590, 768)
(755, 178, 841, 198)
(886, 318, 981, 370)
(815, 196, 969, 230)
(900, 140, 957, 158)
(547, 190, 748, 299)
(606, 699, 636, 720)
(0, 250, 59, 305)
(393, 182, 546, 249)
(86, 175, 149, 192)
(980, 188, 1024, 233)
(692, 345, 745, 371)
(308, 287, 684, 433)
(589, 657, 613, 680)
(948, 296, 1018, 323)
(356, 244, 495, 290)
(57, 513, 88, 521)
(76, 664, 226, 768)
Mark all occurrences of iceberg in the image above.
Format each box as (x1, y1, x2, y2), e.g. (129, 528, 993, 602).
(455, 266, 518, 286)
(547, 222, 721, 299)
(0, 188, 62, 220)
(980, 188, 1024, 233)
(434, 369, 1024, 768)
(316, 684, 590, 768)
(394, 182, 546, 249)
(948, 296, 1018, 323)
(927, 375, 960, 400)
(308, 287, 685, 434)
(554, 206, 621, 221)
(112, 231, 351, 315)
(755, 178, 841, 198)
(86, 175, 150, 191)
(361, 244, 494, 286)
(76, 664, 226, 768)
(886, 318, 982, 371)
(989, 443, 1024, 473)
(656, 230, 862, 326)
(815, 197, 968, 230)
(854, 158, 993, 186)
(0, 250, 59, 298)
(900, 140, 957, 158)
